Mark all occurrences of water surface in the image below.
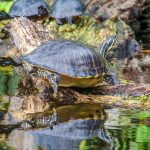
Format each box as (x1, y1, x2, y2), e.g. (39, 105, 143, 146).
(0, 104, 150, 150)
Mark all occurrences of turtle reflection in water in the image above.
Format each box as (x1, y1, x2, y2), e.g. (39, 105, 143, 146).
(20, 104, 113, 148)
(32, 112, 113, 148)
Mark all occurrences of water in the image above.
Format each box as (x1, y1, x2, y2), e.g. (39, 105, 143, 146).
(0, 51, 149, 150)
(0, 104, 150, 150)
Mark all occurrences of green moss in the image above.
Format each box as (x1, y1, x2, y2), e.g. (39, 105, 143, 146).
(0, 142, 13, 150)
(47, 16, 132, 48)
(120, 80, 129, 84)
(127, 95, 150, 102)
(0, 66, 20, 96)
(0, 100, 9, 111)
(134, 111, 150, 120)
(0, 66, 14, 73)
(7, 73, 20, 96)
(0, 0, 15, 13)
(0, 20, 11, 39)
(79, 137, 107, 150)
(0, 73, 7, 95)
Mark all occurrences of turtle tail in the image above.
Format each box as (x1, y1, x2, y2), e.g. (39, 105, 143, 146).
(99, 35, 116, 57)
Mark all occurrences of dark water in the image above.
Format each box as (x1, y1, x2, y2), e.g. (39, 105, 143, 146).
(0, 104, 150, 150)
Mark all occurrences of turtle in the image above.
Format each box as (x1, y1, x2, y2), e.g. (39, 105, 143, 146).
(19, 35, 119, 95)
(9, 0, 50, 18)
(50, 0, 85, 25)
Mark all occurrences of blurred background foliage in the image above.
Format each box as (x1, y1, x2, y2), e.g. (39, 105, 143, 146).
(0, 66, 20, 96)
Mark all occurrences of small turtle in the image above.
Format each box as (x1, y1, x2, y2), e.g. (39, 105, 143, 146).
(20, 36, 119, 95)
(9, 0, 50, 17)
(50, 0, 85, 25)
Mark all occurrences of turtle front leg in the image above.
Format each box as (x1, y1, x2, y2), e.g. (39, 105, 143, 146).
(66, 17, 73, 25)
(22, 60, 33, 75)
(36, 69, 60, 96)
(55, 18, 63, 25)
(48, 73, 60, 95)
(103, 72, 120, 85)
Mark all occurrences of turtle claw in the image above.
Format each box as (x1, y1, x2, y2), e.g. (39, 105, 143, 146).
(38, 6, 48, 16)
(53, 93, 58, 98)
(67, 17, 73, 25)
(55, 18, 63, 25)
(48, 108, 59, 130)
(48, 73, 60, 97)
(104, 74, 120, 85)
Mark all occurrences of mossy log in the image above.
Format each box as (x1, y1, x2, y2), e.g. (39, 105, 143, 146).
(8, 77, 150, 121)
(3, 17, 148, 121)
(83, 0, 150, 49)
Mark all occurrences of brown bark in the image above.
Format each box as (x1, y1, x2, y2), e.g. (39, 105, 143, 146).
(10, 17, 55, 56)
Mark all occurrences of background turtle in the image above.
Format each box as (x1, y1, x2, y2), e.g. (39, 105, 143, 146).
(9, 0, 50, 17)
(50, 0, 85, 24)
(19, 36, 119, 95)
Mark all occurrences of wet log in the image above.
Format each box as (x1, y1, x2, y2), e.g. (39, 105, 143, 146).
(4, 17, 55, 57)
(8, 79, 150, 121)
(4, 17, 149, 121)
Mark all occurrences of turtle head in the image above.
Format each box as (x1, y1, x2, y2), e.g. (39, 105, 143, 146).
(38, 5, 49, 16)
(99, 35, 116, 57)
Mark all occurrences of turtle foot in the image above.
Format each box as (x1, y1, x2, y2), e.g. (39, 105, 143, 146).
(67, 17, 73, 25)
(48, 108, 59, 130)
(38, 6, 48, 16)
(55, 18, 63, 25)
(48, 73, 60, 94)
(104, 74, 120, 85)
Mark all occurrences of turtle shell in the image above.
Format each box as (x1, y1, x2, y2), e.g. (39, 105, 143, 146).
(22, 40, 107, 77)
(9, 0, 49, 17)
(51, 0, 85, 18)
